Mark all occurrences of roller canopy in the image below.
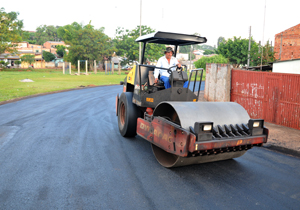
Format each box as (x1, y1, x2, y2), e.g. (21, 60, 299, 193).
(153, 102, 250, 129)
(135, 31, 207, 46)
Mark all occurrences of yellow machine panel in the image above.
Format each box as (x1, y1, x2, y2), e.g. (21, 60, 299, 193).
(126, 65, 136, 85)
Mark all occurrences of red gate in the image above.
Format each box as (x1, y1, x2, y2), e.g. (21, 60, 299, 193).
(231, 69, 300, 130)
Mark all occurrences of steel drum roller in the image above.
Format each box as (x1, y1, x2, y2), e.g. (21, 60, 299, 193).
(151, 102, 250, 168)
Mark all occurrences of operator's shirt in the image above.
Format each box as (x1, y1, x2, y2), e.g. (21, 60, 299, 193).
(154, 56, 179, 79)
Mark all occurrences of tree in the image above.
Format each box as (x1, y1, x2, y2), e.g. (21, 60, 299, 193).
(35, 25, 60, 45)
(217, 36, 260, 68)
(0, 7, 23, 55)
(21, 54, 35, 66)
(42, 51, 56, 62)
(203, 49, 216, 55)
(56, 45, 66, 57)
(260, 41, 275, 65)
(198, 44, 215, 51)
(57, 22, 83, 42)
(21, 31, 36, 44)
(113, 25, 165, 64)
(0, 60, 5, 67)
(217, 36, 225, 48)
(194, 55, 229, 70)
(217, 37, 275, 68)
(15, 60, 21, 66)
(62, 22, 115, 70)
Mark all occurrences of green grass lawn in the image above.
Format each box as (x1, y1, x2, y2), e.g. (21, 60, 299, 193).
(0, 69, 127, 102)
(0, 68, 206, 102)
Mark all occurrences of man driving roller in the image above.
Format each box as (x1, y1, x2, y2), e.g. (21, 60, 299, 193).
(154, 47, 188, 89)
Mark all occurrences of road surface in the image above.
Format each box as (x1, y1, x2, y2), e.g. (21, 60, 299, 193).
(0, 85, 299, 209)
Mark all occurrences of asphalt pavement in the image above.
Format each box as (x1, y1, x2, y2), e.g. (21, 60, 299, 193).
(0, 85, 299, 209)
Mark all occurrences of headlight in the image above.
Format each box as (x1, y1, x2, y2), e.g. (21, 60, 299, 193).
(194, 122, 213, 141)
(248, 119, 264, 135)
(253, 122, 260, 128)
(203, 124, 212, 131)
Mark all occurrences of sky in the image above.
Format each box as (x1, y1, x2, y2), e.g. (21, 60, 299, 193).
(2, 0, 300, 47)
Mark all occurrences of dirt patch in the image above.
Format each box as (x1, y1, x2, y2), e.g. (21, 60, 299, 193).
(264, 122, 300, 153)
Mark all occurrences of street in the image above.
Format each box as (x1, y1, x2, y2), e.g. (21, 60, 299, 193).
(0, 85, 299, 209)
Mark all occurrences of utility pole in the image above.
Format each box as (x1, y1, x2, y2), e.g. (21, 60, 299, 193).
(190, 46, 193, 70)
(261, 0, 266, 71)
(139, 0, 142, 64)
(247, 26, 251, 69)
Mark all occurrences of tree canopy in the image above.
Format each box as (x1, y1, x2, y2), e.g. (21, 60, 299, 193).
(21, 31, 36, 44)
(217, 37, 275, 67)
(56, 45, 66, 57)
(194, 55, 229, 70)
(60, 22, 115, 68)
(217, 37, 257, 67)
(43, 51, 56, 62)
(0, 7, 23, 54)
(113, 25, 165, 64)
(260, 41, 275, 64)
(203, 49, 216, 55)
(35, 25, 60, 45)
(57, 22, 84, 42)
(21, 54, 35, 65)
(217, 37, 225, 48)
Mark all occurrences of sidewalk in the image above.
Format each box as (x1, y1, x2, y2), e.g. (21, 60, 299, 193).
(198, 91, 300, 156)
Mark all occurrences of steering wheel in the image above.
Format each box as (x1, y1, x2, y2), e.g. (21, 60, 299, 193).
(168, 65, 182, 74)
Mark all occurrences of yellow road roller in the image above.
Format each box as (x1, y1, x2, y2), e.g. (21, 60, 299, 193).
(116, 31, 268, 168)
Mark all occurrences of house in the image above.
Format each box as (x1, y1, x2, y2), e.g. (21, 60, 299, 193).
(18, 51, 45, 68)
(273, 58, 300, 74)
(274, 23, 300, 61)
(0, 53, 20, 67)
(272, 23, 300, 74)
(43, 41, 66, 54)
(3, 41, 59, 68)
(2, 40, 67, 68)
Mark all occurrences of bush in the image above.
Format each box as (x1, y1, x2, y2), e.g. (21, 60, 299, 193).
(15, 60, 21, 65)
(194, 55, 229, 70)
(43, 51, 56, 62)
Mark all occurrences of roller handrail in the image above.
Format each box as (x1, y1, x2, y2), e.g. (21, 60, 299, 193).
(186, 68, 204, 101)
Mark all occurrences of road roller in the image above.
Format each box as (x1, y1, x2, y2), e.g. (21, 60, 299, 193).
(116, 31, 268, 168)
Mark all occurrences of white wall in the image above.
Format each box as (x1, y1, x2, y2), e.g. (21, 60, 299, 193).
(273, 60, 300, 74)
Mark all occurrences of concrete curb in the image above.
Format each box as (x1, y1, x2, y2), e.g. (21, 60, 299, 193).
(263, 144, 300, 158)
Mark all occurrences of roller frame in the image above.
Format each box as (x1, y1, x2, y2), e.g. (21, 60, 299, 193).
(137, 116, 268, 158)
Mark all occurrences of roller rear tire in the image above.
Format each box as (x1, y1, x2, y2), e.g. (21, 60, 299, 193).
(118, 92, 141, 137)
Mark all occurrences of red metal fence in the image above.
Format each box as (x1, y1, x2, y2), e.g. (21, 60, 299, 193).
(231, 69, 300, 130)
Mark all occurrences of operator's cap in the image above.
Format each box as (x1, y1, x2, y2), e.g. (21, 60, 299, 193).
(165, 47, 174, 54)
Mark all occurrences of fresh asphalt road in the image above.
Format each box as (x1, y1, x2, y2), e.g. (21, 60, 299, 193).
(0, 85, 299, 210)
